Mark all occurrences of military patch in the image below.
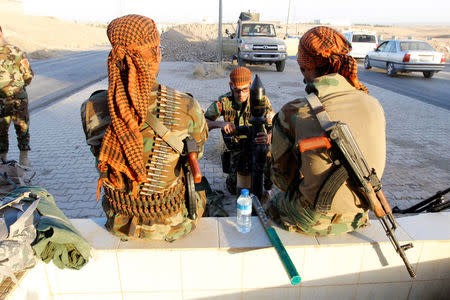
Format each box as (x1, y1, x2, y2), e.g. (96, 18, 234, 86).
(214, 102, 222, 115)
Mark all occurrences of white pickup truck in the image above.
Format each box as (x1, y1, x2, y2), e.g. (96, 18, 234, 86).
(223, 17, 288, 72)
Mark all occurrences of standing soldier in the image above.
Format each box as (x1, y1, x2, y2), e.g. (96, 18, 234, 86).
(0, 25, 33, 166)
(267, 26, 386, 236)
(81, 15, 208, 241)
(205, 67, 275, 199)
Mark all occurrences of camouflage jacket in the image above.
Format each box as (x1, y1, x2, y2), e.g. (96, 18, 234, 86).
(0, 44, 33, 98)
(271, 73, 386, 215)
(204, 91, 275, 129)
(81, 82, 209, 241)
(81, 82, 208, 192)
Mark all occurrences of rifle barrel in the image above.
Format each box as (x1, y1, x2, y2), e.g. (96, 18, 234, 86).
(380, 216, 416, 278)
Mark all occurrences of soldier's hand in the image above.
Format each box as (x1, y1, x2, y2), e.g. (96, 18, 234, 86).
(222, 122, 236, 134)
(255, 132, 270, 145)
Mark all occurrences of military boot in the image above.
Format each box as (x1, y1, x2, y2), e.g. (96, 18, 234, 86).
(226, 173, 237, 195)
(0, 152, 8, 162)
(19, 151, 31, 167)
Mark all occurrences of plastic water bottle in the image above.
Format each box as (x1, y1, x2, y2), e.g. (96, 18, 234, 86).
(237, 189, 252, 233)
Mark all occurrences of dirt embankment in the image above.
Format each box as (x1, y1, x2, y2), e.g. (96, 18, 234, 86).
(0, 0, 109, 59)
(2, 0, 448, 61)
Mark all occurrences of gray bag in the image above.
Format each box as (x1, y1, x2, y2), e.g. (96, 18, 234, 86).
(0, 191, 40, 284)
(0, 160, 33, 197)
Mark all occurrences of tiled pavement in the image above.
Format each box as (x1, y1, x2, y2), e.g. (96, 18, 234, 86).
(7, 58, 449, 218)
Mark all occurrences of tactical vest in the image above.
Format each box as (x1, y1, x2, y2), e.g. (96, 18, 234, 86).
(220, 94, 251, 127)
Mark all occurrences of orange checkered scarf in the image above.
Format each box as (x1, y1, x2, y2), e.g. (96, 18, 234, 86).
(297, 26, 368, 94)
(97, 14, 160, 195)
(229, 67, 251, 86)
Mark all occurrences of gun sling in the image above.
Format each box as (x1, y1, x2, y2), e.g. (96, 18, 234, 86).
(303, 93, 349, 212)
(145, 113, 188, 154)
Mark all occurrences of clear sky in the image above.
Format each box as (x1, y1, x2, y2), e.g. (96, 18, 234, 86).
(23, 0, 450, 25)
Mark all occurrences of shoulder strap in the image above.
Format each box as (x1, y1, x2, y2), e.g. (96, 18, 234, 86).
(145, 85, 190, 154)
(146, 113, 187, 154)
(305, 93, 332, 128)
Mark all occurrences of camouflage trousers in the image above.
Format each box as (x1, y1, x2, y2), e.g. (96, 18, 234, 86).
(0, 97, 30, 153)
(226, 149, 273, 195)
(265, 188, 369, 237)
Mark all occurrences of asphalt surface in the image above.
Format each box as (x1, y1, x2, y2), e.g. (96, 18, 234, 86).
(27, 49, 109, 112)
(26, 51, 450, 113)
(357, 62, 450, 110)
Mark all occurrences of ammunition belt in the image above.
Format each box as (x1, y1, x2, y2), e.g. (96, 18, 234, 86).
(104, 179, 185, 220)
(140, 85, 182, 195)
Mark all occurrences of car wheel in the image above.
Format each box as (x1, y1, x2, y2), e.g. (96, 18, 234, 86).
(364, 56, 371, 69)
(423, 71, 435, 78)
(276, 60, 285, 72)
(386, 62, 396, 77)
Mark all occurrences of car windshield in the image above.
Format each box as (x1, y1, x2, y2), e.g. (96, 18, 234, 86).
(352, 34, 376, 43)
(400, 42, 435, 51)
(241, 24, 276, 37)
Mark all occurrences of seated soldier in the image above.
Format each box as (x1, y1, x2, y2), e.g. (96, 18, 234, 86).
(204, 67, 274, 198)
(81, 15, 208, 241)
(267, 26, 386, 236)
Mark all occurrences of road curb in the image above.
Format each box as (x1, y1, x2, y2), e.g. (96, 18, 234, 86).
(29, 75, 107, 114)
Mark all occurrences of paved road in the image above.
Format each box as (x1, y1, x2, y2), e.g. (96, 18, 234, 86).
(357, 62, 450, 110)
(27, 49, 109, 112)
(6, 58, 447, 219)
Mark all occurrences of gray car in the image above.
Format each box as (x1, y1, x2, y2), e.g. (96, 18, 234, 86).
(364, 40, 446, 78)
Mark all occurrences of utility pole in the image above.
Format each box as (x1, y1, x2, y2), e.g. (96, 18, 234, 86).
(218, 0, 223, 65)
(285, 0, 291, 37)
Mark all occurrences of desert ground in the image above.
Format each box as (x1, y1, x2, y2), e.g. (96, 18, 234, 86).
(1, 0, 449, 62)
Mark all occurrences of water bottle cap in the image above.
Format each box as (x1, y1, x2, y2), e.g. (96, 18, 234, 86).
(241, 189, 249, 196)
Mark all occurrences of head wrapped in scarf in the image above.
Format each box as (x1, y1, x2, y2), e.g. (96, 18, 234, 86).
(229, 67, 252, 87)
(97, 14, 161, 193)
(297, 26, 368, 93)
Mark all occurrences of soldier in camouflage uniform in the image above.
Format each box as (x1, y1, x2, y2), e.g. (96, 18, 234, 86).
(205, 67, 275, 196)
(81, 15, 208, 241)
(0, 25, 33, 166)
(267, 26, 386, 236)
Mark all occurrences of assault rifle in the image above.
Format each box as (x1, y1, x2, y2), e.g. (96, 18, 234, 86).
(182, 136, 202, 220)
(392, 187, 449, 213)
(300, 116, 416, 278)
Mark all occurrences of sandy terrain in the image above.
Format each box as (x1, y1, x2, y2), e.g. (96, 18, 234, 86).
(1, 0, 449, 61)
(0, 0, 109, 59)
